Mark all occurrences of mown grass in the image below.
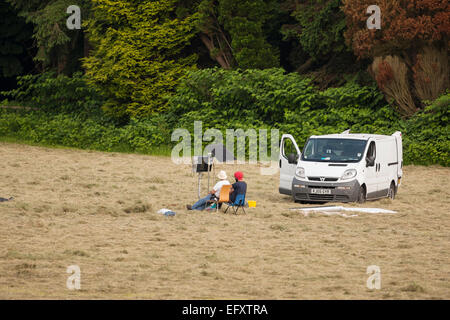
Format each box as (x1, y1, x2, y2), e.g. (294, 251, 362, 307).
(0, 142, 449, 299)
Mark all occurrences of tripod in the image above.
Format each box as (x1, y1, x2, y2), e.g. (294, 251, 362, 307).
(195, 153, 215, 200)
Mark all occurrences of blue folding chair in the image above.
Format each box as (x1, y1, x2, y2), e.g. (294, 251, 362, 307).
(224, 193, 246, 214)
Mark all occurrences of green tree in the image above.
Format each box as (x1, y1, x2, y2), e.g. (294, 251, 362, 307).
(83, 0, 198, 120)
(280, 0, 362, 88)
(282, 0, 348, 64)
(0, 1, 33, 78)
(6, 0, 91, 74)
(189, 0, 280, 69)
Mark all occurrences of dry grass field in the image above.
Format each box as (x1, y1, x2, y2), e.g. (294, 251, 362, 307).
(0, 142, 449, 299)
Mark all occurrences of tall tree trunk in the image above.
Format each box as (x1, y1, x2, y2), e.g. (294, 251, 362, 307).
(57, 51, 67, 74)
(296, 57, 314, 74)
(200, 33, 231, 69)
(83, 31, 90, 58)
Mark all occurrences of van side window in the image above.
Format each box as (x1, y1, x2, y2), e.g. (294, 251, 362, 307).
(283, 138, 297, 159)
(367, 141, 376, 159)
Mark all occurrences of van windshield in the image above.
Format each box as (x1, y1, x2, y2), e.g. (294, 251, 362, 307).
(301, 138, 368, 163)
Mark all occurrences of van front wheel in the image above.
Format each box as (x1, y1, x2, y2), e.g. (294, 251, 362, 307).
(388, 182, 396, 200)
(357, 186, 366, 204)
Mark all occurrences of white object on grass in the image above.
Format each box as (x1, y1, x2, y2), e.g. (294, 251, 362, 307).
(291, 206, 397, 218)
(321, 212, 357, 218)
(157, 208, 176, 216)
(339, 207, 396, 214)
(292, 206, 396, 213)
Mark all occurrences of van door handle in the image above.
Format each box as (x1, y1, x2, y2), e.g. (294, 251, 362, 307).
(279, 160, 282, 168)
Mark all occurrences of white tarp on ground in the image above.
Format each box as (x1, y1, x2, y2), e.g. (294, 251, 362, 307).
(290, 206, 397, 218)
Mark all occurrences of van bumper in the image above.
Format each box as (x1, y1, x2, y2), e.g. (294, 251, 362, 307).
(292, 178, 360, 203)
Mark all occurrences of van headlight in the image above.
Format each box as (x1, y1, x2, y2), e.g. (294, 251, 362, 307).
(295, 167, 306, 179)
(341, 169, 357, 180)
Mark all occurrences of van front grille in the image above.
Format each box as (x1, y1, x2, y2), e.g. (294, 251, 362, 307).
(308, 177, 339, 182)
(307, 186, 335, 189)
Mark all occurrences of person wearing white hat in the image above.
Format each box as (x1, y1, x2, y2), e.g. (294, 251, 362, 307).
(187, 170, 230, 210)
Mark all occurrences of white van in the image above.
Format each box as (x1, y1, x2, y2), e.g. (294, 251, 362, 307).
(279, 131, 403, 203)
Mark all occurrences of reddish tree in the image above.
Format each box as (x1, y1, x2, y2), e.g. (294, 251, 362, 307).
(342, 0, 449, 59)
(342, 0, 449, 115)
(375, 60, 393, 90)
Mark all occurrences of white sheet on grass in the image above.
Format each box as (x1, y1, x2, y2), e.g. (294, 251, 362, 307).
(291, 206, 397, 218)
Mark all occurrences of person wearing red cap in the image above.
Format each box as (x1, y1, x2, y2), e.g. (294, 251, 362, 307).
(230, 171, 247, 203)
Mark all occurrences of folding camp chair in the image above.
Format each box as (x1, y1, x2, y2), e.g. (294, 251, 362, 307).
(224, 193, 246, 214)
(206, 184, 231, 212)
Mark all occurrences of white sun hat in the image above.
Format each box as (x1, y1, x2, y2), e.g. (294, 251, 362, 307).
(217, 170, 227, 180)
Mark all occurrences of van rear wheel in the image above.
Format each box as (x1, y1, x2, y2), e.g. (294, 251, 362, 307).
(357, 186, 366, 204)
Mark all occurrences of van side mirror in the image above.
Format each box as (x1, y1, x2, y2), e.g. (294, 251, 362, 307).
(366, 156, 375, 167)
(288, 153, 298, 164)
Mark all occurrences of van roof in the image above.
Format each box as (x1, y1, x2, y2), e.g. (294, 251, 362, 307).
(310, 133, 393, 141)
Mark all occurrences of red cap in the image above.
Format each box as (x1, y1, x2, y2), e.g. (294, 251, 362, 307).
(234, 171, 244, 181)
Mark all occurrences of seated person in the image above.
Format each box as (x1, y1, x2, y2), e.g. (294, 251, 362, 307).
(186, 170, 230, 211)
(230, 171, 247, 203)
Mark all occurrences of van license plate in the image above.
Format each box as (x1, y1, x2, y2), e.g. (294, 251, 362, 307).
(311, 189, 331, 195)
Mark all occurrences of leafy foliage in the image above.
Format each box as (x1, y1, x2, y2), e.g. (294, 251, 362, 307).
(403, 93, 450, 166)
(282, 0, 348, 61)
(190, 0, 280, 69)
(216, 0, 280, 69)
(82, 0, 198, 120)
(0, 109, 170, 154)
(1, 72, 103, 116)
(168, 68, 320, 128)
(279, 83, 404, 147)
(6, 0, 90, 72)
